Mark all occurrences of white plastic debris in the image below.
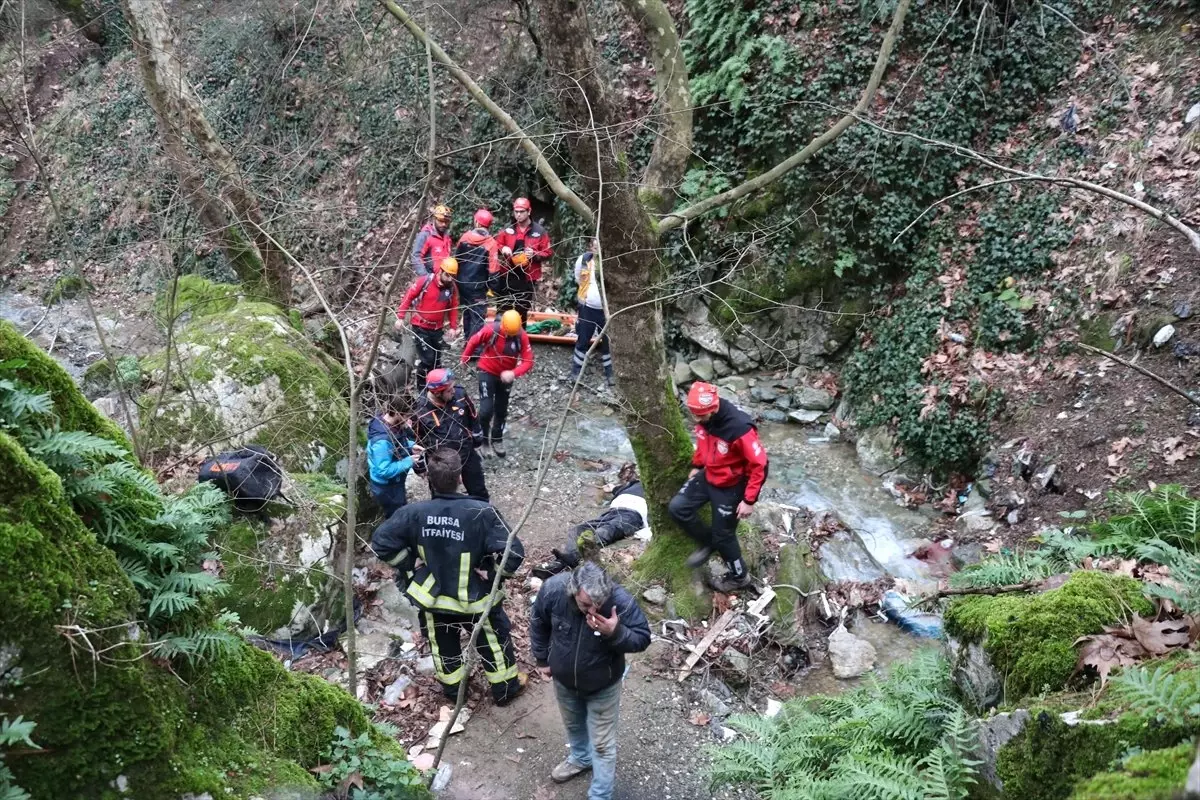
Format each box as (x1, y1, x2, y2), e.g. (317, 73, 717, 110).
(1154, 324, 1176, 347)
(764, 698, 783, 718)
(1186, 102, 1200, 125)
(431, 764, 453, 792)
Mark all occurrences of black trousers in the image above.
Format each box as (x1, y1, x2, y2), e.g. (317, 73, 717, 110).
(421, 606, 521, 702)
(460, 292, 488, 346)
(668, 471, 745, 568)
(572, 303, 613, 378)
(460, 447, 489, 500)
(557, 508, 644, 568)
(495, 271, 534, 326)
(411, 326, 445, 388)
(478, 372, 512, 443)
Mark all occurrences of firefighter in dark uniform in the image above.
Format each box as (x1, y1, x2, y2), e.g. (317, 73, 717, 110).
(412, 368, 489, 500)
(371, 448, 525, 705)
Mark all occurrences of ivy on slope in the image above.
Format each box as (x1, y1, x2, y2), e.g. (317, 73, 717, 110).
(681, 0, 1104, 471)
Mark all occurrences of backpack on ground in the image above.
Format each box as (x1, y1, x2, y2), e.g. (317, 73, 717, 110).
(198, 445, 285, 512)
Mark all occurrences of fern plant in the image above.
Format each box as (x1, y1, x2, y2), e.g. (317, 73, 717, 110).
(1110, 655, 1200, 727)
(0, 716, 37, 800)
(1, 363, 235, 663)
(711, 652, 980, 799)
(1091, 485, 1200, 555)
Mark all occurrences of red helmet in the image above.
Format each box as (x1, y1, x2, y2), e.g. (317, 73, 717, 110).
(473, 208, 493, 228)
(512, 197, 532, 212)
(426, 368, 455, 390)
(686, 382, 720, 415)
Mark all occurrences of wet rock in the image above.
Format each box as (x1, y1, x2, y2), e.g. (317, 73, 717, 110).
(1173, 300, 1193, 320)
(751, 385, 780, 403)
(787, 409, 822, 424)
(672, 359, 693, 386)
(792, 387, 836, 411)
(773, 395, 792, 411)
(975, 710, 1031, 790)
(759, 409, 788, 423)
(827, 623, 877, 678)
(957, 508, 997, 535)
(642, 586, 667, 606)
(1154, 324, 1176, 347)
(856, 426, 900, 474)
(712, 357, 732, 377)
(946, 637, 1003, 712)
(720, 648, 753, 686)
(718, 376, 748, 392)
(824, 421, 842, 441)
(688, 356, 714, 382)
(699, 688, 730, 718)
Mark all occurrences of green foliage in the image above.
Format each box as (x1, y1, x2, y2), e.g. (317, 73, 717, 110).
(1110, 656, 1200, 727)
(710, 652, 980, 799)
(944, 571, 1152, 700)
(1068, 742, 1195, 800)
(1091, 484, 1200, 555)
(0, 716, 37, 800)
(0, 360, 234, 662)
(42, 275, 87, 306)
(1136, 539, 1200, 615)
(319, 726, 428, 800)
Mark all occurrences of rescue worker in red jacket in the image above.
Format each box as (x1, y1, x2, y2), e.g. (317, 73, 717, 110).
(455, 208, 500, 346)
(396, 257, 459, 389)
(492, 197, 553, 326)
(410, 204, 454, 277)
(668, 382, 769, 593)
(460, 309, 533, 459)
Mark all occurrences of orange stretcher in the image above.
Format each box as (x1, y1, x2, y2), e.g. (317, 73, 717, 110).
(485, 308, 578, 345)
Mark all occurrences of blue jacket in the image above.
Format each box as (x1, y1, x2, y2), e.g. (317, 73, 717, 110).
(367, 416, 415, 486)
(530, 572, 651, 694)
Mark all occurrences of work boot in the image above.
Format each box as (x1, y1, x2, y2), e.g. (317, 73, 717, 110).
(490, 439, 507, 458)
(493, 677, 526, 707)
(685, 547, 713, 569)
(710, 570, 753, 593)
(551, 758, 591, 783)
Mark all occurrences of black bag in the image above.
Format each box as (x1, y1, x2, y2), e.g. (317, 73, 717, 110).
(198, 445, 285, 511)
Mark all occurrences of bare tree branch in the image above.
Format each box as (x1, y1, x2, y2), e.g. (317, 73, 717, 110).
(616, 0, 692, 213)
(1078, 343, 1200, 408)
(868, 119, 1200, 255)
(658, 0, 912, 233)
(378, 0, 595, 224)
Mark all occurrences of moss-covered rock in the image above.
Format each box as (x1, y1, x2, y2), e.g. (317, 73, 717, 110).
(769, 540, 826, 647)
(1067, 742, 1194, 800)
(216, 473, 346, 638)
(993, 707, 1195, 800)
(944, 571, 1152, 701)
(0, 319, 420, 798)
(141, 277, 349, 471)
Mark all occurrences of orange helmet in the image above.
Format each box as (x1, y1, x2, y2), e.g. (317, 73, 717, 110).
(500, 310, 523, 336)
(439, 257, 459, 275)
(510, 251, 531, 268)
(686, 382, 719, 415)
(432, 204, 452, 223)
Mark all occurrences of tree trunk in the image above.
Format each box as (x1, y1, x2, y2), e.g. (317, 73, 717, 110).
(533, 0, 700, 607)
(122, 0, 292, 306)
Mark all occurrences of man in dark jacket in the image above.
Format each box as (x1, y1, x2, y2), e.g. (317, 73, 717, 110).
(669, 381, 769, 593)
(454, 208, 499, 345)
(371, 448, 525, 705)
(531, 561, 650, 798)
(411, 369, 488, 499)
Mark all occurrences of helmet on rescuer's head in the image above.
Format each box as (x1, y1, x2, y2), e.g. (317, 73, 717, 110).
(426, 368, 455, 390)
(686, 382, 719, 415)
(500, 310, 523, 336)
(432, 204, 452, 223)
(512, 197, 531, 212)
(439, 257, 459, 276)
(473, 208, 493, 228)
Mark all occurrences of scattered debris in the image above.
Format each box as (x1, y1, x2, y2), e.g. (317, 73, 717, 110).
(1074, 614, 1197, 686)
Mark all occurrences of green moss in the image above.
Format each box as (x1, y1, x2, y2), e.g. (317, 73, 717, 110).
(995, 708, 1195, 800)
(155, 274, 241, 322)
(0, 320, 130, 450)
(42, 274, 87, 305)
(1079, 313, 1117, 352)
(632, 376, 709, 619)
(770, 541, 826, 644)
(141, 278, 349, 469)
(1068, 742, 1194, 800)
(944, 571, 1152, 701)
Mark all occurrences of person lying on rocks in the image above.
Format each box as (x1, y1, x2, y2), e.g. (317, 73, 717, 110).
(533, 463, 647, 580)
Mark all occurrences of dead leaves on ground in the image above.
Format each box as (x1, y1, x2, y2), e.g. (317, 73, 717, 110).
(1075, 614, 1198, 686)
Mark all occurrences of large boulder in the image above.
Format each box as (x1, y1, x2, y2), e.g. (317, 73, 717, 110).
(215, 473, 349, 640)
(827, 623, 877, 678)
(141, 277, 349, 471)
(856, 426, 901, 475)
